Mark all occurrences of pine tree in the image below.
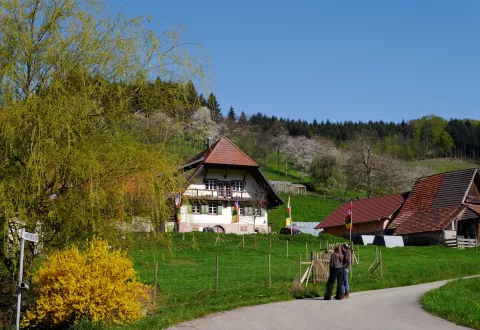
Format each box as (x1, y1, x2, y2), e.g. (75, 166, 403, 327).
(198, 94, 207, 107)
(207, 92, 221, 120)
(239, 111, 248, 126)
(227, 106, 236, 121)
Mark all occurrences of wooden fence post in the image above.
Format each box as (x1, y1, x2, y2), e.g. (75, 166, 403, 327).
(380, 250, 383, 278)
(268, 254, 271, 288)
(286, 240, 289, 258)
(153, 258, 158, 302)
(242, 234, 245, 249)
(305, 242, 308, 260)
(270, 238, 272, 253)
(216, 256, 219, 292)
(299, 254, 302, 280)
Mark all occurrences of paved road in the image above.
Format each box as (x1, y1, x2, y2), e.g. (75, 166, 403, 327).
(168, 279, 473, 330)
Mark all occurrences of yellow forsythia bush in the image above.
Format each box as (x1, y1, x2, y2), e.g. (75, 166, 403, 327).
(22, 238, 150, 328)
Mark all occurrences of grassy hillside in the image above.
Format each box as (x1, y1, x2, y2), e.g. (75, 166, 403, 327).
(268, 193, 341, 233)
(408, 158, 478, 174)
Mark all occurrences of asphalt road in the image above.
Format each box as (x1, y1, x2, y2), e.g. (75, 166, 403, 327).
(168, 279, 472, 330)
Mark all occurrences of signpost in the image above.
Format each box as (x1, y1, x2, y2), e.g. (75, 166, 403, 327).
(16, 228, 39, 330)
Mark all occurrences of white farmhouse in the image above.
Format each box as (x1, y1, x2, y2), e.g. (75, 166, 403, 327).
(177, 137, 284, 234)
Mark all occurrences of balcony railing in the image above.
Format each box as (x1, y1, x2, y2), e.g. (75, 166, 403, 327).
(183, 188, 261, 201)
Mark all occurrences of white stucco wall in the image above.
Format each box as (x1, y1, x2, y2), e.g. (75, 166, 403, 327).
(180, 168, 269, 234)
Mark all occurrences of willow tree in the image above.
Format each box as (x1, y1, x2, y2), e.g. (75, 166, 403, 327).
(0, 0, 208, 275)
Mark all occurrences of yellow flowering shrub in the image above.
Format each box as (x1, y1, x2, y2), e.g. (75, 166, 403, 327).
(22, 239, 150, 328)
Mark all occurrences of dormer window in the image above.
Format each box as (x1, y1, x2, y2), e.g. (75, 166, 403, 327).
(205, 179, 217, 190)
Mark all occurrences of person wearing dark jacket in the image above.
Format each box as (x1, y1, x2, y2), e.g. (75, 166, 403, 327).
(324, 246, 344, 300)
(341, 243, 351, 298)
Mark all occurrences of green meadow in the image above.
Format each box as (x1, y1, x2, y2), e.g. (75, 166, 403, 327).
(114, 233, 480, 329)
(422, 277, 480, 330)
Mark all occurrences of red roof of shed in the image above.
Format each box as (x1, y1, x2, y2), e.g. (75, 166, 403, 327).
(389, 169, 478, 235)
(315, 193, 406, 229)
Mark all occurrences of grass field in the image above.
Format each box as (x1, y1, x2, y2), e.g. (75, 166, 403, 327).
(110, 233, 480, 329)
(267, 193, 341, 233)
(408, 158, 478, 174)
(421, 277, 480, 330)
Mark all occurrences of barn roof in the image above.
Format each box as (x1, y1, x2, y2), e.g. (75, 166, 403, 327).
(315, 193, 406, 229)
(389, 168, 478, 235)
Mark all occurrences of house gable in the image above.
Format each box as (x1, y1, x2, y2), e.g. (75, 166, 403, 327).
(180, 137, 283, 208)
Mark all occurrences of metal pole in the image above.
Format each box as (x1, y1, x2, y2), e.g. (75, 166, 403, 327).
(16, 228, 25, 330)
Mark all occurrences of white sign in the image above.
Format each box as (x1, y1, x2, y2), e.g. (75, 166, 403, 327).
(21, 231, 39, 243)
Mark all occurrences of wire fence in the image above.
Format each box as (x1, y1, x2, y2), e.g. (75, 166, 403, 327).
(132, 233, 346, 297)
(0, 232, 346, 327)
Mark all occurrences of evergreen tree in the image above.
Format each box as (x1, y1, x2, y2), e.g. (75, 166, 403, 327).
(227, 106, 236, 121)
(198, 94, 207, 107)
(239, 111, 248, 125)
(207, 92, 221, 120)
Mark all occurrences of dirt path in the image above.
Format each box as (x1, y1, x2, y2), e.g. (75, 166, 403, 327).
(168, 279, 473, 330)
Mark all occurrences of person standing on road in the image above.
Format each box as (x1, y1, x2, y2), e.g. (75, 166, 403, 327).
(341, 243, 350, 298)
(324, 246, 344, 300)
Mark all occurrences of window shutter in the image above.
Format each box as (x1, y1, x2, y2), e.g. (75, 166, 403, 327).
(260, 207, 265, 216)
(201, 205, 207, 214)
(187, 204, 192, 214)
(217, 205, 222, 215)
(246, 206, 253, 216)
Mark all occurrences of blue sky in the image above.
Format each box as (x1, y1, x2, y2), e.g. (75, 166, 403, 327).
(109, 1, 480, 123)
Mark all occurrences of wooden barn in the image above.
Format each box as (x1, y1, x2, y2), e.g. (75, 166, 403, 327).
(314, 193, 407, 237)
(387, 168, 480, 246)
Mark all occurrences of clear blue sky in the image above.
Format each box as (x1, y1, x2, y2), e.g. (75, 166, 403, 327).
(109, 0, 479, 123)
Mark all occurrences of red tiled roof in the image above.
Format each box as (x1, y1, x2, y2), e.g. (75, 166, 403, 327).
(389, 169, 478, 235)
(466, 203, 480, 216)
(204, 137, 259, 167)
(392, 207, 463, 235)
(315, 193, 406, 229)
(180, 137, 283, 207)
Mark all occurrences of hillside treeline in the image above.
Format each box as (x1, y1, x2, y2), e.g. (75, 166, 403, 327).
(127, 79, 480, 162)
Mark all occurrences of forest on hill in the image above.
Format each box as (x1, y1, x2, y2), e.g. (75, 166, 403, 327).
(129, 79, 480, 162)
(122, 79, 479, 198)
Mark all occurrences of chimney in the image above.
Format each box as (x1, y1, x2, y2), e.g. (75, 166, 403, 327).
(205, 137, 212, 149)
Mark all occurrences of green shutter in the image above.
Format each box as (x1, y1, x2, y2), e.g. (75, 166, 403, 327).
(246, 206, 253, 216)
(187, 204, 192, 214)
(217, 204, 222, 215)
(201, 205, 207, 214)
(260, 207, 265, 216)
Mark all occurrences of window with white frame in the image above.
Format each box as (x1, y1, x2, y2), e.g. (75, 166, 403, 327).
(192, 203, 201, 214)
(208, 204, 218, 215)
(254, 207, 262, 217)
(239, 205, 245, 216)
(232, 181, 244, 192)
(205, 179, 217, 190)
